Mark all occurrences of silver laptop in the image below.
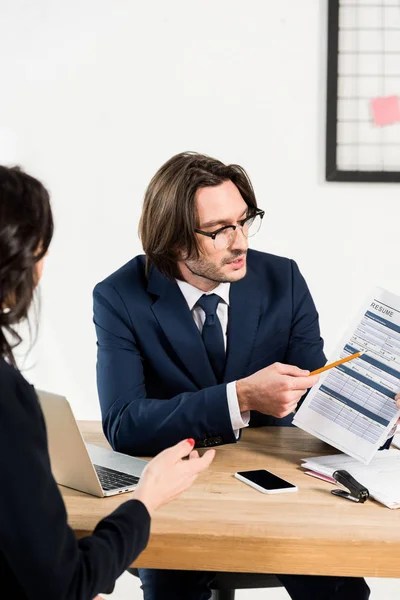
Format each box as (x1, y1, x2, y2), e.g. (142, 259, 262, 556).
(37, 390, 148, 497)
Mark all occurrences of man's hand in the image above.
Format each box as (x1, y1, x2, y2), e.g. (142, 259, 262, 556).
(395, 394, 400, 426)
(236, 362, 320, 419)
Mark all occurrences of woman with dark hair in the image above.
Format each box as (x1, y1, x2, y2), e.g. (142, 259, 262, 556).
(0, 165, 215, 600)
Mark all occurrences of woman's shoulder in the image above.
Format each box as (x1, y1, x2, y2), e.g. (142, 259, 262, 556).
(0, 359, 48, 458)
(0, 357, 30, 385)
(0, 357, 22, 381)
(0, 358, 38, 413)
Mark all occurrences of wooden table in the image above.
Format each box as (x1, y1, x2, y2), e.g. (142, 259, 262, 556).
(62, 423, 400, 578)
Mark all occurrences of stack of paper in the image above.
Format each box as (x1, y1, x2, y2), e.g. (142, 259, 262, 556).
(393, 434, 400, 449)
(301, 449, 400, 509)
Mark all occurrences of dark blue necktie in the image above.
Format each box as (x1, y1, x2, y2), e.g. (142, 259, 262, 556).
(196, 293, 226, 382)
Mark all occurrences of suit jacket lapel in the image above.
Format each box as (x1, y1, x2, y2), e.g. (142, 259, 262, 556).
(148, 267, 217, 388)
(224, 268, 262, 382)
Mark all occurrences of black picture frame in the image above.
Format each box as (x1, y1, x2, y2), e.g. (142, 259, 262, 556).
(325, 0, 400, 182)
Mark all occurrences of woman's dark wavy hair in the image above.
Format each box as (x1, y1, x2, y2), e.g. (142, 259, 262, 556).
(0, 166, 53, 367)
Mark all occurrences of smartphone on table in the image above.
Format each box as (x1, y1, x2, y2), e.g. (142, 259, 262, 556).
(235, 469, 297, 494)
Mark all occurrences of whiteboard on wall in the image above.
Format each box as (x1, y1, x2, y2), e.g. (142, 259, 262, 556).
(326, 0, 400, 182)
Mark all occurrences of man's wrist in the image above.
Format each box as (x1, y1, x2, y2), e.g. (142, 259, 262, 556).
(236, 379, 252, 413)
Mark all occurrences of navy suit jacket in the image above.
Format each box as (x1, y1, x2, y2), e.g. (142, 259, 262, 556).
(93, 250, 326, 456)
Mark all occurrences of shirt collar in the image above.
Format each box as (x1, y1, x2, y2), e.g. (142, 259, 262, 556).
(176, 279, 231, 311)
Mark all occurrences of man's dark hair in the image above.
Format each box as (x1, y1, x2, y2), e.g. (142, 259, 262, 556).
(139, 152, 258, 279)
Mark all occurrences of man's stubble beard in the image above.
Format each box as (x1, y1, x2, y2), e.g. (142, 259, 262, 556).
(184, 250, 247, 284)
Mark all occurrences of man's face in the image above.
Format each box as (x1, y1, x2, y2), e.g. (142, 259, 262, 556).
(178, 180, 249, 289)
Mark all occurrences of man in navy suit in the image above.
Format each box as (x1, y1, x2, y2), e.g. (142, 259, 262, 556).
(93, 152, 370, 599)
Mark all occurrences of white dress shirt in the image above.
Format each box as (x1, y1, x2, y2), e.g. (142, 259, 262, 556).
(176, 278, 250, 437)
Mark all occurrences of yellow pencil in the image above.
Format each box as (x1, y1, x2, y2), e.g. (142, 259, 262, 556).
(310, 351, 364, 376)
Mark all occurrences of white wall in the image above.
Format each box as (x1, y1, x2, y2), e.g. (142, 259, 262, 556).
(1, 0, 400, 419)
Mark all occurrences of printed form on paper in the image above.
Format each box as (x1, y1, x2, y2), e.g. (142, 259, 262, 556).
(293, 287, 400, 463)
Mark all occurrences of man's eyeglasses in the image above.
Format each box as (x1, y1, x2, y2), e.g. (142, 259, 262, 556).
(195, 209, 265, 251)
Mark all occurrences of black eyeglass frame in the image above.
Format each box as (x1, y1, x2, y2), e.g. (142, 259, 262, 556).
(195, 209, 265, 241)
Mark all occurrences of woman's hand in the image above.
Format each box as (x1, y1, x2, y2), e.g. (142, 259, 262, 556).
(134, 438, 215, 515)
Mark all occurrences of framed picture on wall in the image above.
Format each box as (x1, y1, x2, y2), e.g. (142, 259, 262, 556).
(326, 0, 400, 182)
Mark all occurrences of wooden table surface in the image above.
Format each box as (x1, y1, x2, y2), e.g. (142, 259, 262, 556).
(61, 423, 400, 578)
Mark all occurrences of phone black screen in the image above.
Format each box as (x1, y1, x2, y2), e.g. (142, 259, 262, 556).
(237, 469, 295, 490)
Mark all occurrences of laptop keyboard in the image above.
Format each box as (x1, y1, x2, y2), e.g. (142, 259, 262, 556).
(94, 464, 140, 491)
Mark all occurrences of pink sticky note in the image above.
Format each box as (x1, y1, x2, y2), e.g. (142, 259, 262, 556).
(371, 95, 400, 126)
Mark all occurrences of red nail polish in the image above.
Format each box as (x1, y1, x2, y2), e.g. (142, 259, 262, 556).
(187, 438, 195, 446)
